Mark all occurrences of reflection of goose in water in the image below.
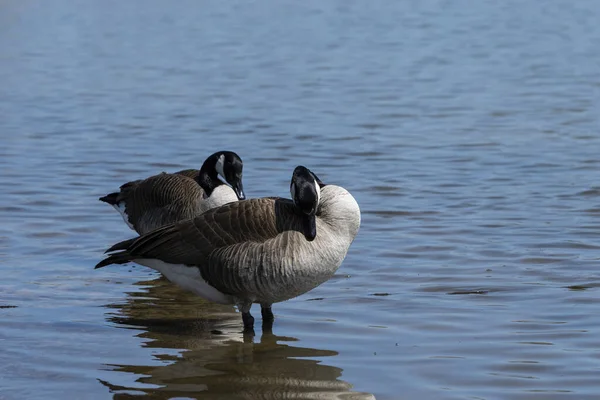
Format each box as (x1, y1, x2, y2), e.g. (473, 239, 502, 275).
(99, 277, 375, 400)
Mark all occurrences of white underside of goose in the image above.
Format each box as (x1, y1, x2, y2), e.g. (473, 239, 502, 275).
(111, 202, 134, 230)
(136, 258, 232, 305)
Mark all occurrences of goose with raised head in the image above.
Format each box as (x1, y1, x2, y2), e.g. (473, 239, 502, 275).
(95, 166, 361, 332)
(99, 151, 245, 235)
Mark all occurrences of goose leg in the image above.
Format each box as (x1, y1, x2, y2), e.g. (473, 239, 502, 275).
(261, 305, 274, 322)
(237, 301, 255, 333)
(242, 312, 255, 330)
(261, 304, 274, 332)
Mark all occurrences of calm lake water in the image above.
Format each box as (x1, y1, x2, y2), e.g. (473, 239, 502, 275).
(1, 0, 600, 399)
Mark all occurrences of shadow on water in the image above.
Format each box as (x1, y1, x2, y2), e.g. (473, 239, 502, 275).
(99, 277, 375, 400)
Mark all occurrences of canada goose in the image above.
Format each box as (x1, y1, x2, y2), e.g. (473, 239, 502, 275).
(99, 151, 245, 235)
(95, 166, 361, 332)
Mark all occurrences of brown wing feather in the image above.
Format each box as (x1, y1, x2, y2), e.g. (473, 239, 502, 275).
(127, 198, 280, 261)
(118, 173, 203, 233)
(173, 169, 200, 180)
(99, 197, 304, 263)
(199, 201, 307, 296)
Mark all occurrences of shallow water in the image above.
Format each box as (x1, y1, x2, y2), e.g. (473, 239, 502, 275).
(2, 0, 600, 399)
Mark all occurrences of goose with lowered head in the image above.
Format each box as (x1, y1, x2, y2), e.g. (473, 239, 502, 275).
(95, 166, 361, 332)
(99, 150, 245, 235)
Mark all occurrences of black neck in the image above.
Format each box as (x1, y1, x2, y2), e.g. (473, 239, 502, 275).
(196, 153, 224, 196)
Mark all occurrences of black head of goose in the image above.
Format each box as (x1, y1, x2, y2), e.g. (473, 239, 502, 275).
(95, 165, 360, 333)
(196, 150, 245, 203)
(290, 165, 324, 241)
(98, 150, 245, 235)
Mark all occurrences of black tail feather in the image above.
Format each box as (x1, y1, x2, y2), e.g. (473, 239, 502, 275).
(94, 251, 134, 269)
(105, 237, 138, 253)
(99, 192, 119, 205)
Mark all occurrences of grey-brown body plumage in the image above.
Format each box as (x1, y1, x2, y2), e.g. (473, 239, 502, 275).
(107, 170, 205, 235)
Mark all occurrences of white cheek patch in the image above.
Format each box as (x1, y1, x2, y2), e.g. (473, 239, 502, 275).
(215, 154, 226, 182)
(313, 177, 321, 206)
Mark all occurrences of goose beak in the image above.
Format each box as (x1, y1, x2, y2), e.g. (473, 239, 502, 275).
(303, 214, 317, 241)
(233, 181, 245, 200)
